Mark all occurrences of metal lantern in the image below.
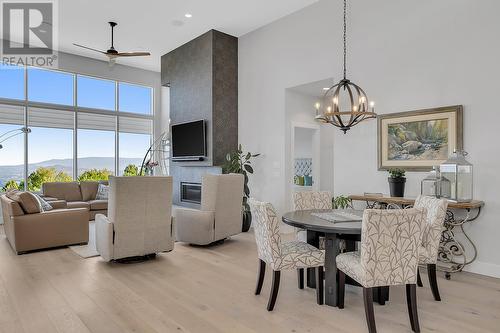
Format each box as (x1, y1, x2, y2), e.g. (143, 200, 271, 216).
(421, 166, 441, 197)
(439, 150, 473, 202)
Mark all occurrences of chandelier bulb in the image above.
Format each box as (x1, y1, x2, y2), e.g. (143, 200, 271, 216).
(314, 102, 321, 110)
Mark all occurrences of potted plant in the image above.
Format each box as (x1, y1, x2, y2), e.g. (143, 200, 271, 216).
(388, 168, 406, 197)
(332, 195, 352, 209)
(223, 145, 260, 232)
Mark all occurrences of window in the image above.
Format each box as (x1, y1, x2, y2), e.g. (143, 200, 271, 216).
(77, 75, 115, 110)
(119, 132, 151, 176)
(27, 127, 73, 191)
(28, 68, 74, 105)
(119, 83, 152, 115)
(0, 66, 154, 194)
(77, 130, 115, 181)
(0, 123, 25, 191)
(0, 63, 24, 100)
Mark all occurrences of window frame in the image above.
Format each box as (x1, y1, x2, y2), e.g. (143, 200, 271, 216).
(0, 64, 154, 191)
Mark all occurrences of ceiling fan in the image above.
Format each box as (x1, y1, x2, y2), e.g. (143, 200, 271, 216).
(73, 22, 150, 64)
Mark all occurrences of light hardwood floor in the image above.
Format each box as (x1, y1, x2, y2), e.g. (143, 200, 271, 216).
(0, 226, 499, 333)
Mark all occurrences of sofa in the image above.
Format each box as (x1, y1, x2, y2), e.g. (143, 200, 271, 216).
(41, 181, 108, 221)
(175, 173, 244, 245)
(95, 176, 174, 261)
(1, 192, 88, 254)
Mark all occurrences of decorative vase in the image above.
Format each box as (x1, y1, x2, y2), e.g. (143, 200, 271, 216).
(388, 177, 406, 197)
(242, 211, 252, 232)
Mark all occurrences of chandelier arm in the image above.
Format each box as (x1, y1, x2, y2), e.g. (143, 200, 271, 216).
(344, 84, 356, 124)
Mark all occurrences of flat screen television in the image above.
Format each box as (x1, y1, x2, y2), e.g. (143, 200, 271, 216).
(171, 120, 206, 160)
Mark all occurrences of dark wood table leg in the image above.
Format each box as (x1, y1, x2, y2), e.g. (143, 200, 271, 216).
(306, 230, 319, 288)
(324, 233, 339, 306)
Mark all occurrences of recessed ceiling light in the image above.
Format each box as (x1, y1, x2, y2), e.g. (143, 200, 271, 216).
(185, 13, 192, 18)
(323, 87, 330, 90)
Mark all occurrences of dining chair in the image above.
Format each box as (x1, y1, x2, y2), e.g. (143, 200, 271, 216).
(336, 208, 427, 333)
(249, 198, 325, 311)
(293, 191, 331, 288)
(413, 195, 448, 301)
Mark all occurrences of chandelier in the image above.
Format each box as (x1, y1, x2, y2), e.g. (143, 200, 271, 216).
(314, 0, 376, 133)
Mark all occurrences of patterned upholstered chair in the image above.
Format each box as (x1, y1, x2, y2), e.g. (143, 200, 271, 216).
(249, 198, 325, 311)
(413, 195, 448, 301)
(293, 191, 331, 288)
(336, 208, 427, 333)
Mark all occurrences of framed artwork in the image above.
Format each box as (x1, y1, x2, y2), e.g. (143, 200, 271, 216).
(378, 105, 463, 171)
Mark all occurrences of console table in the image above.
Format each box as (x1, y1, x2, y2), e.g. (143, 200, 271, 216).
(349, 195, 485, 279)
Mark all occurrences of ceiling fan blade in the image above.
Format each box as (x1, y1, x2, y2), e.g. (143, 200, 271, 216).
(114, 51, 151, 57)
(73, 43, 107, 54)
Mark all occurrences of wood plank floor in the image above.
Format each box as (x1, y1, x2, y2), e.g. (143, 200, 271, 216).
(0, 227, 499, 333)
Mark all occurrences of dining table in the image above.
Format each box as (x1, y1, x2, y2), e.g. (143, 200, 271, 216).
(282, 209, 389, 307)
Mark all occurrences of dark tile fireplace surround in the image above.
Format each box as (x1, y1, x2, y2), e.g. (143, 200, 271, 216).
(162, 30, 238, 208)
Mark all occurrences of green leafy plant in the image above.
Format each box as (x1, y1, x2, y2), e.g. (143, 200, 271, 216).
(123, 164, 145, 176)
(332, 195, 352, 209)
(223, 144, 260, 229)
(388, 168, 406, 179)
(77, 168, 112, 182)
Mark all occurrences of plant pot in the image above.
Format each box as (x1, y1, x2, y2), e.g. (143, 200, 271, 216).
(388, 177, 406, 197)
(242, 211, 252, 232)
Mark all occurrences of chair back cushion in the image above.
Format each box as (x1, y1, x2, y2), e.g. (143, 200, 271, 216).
(5, 190, 41, 214)
(108, 176, 173, 258)
(1, 194, 24, 217)
(201, 173, 244, 239)
(414, 195, 448, 263)
(360, 208, 427, 287)
(80, 181, 108, 201)
(293, 191, 332, 210)
(42, 182, 82, 201)
(248, 198, 282, 266)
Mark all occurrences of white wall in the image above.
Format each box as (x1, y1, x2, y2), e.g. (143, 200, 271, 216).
(239, 0, 500, 277)
(294, 128, 314, 159)
(284, 90, 335, 211)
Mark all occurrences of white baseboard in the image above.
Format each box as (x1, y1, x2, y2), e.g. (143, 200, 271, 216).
(464, 261, 500, 278)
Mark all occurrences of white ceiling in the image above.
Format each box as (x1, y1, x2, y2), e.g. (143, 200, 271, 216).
(59, 0, 318, 72)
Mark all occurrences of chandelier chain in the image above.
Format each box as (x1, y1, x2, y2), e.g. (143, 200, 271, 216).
(343, 0, 347, 80)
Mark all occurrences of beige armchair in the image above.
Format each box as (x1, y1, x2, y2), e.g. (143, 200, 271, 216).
(95, 176, 174, 261)
(174, 173, 244, 245)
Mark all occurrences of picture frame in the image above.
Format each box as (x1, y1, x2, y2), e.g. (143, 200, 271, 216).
(377, 105, 463, 171)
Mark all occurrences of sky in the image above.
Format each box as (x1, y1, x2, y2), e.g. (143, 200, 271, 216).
(0, 64, 152, 168)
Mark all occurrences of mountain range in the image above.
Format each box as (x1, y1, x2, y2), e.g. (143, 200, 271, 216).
(0, 157, 143, 187)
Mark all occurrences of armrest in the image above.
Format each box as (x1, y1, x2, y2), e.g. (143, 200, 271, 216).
(95, 214, 113, 261)
(174, 208, 215, 245)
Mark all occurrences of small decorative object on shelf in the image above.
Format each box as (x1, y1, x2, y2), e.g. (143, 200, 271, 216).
(421, 166, 441, 197)
(388, 168, 406, 197)
(439, 150, 473, 202)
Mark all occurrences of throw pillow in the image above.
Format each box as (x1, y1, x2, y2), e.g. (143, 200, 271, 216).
(34, 194, 53, 212)
(95, 183, 109, 200)
(5, 189, 41, 214)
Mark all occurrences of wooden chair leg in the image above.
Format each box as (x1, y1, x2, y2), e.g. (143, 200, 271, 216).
(338, 269, 345, 309)
(375, 286, 389, 305)
(267, 270, 281, 311)
(363, 287, 377, 333)
(315, 266, 324, 305)
(406, 284, 420, 332)
(417, 268, 423, 287)
(297, 268, 304, 289)
(255, 259, 265, 295)
(427, 263, 441, 301)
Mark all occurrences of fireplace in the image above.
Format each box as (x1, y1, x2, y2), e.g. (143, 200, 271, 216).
(180, 182, 202, 204)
